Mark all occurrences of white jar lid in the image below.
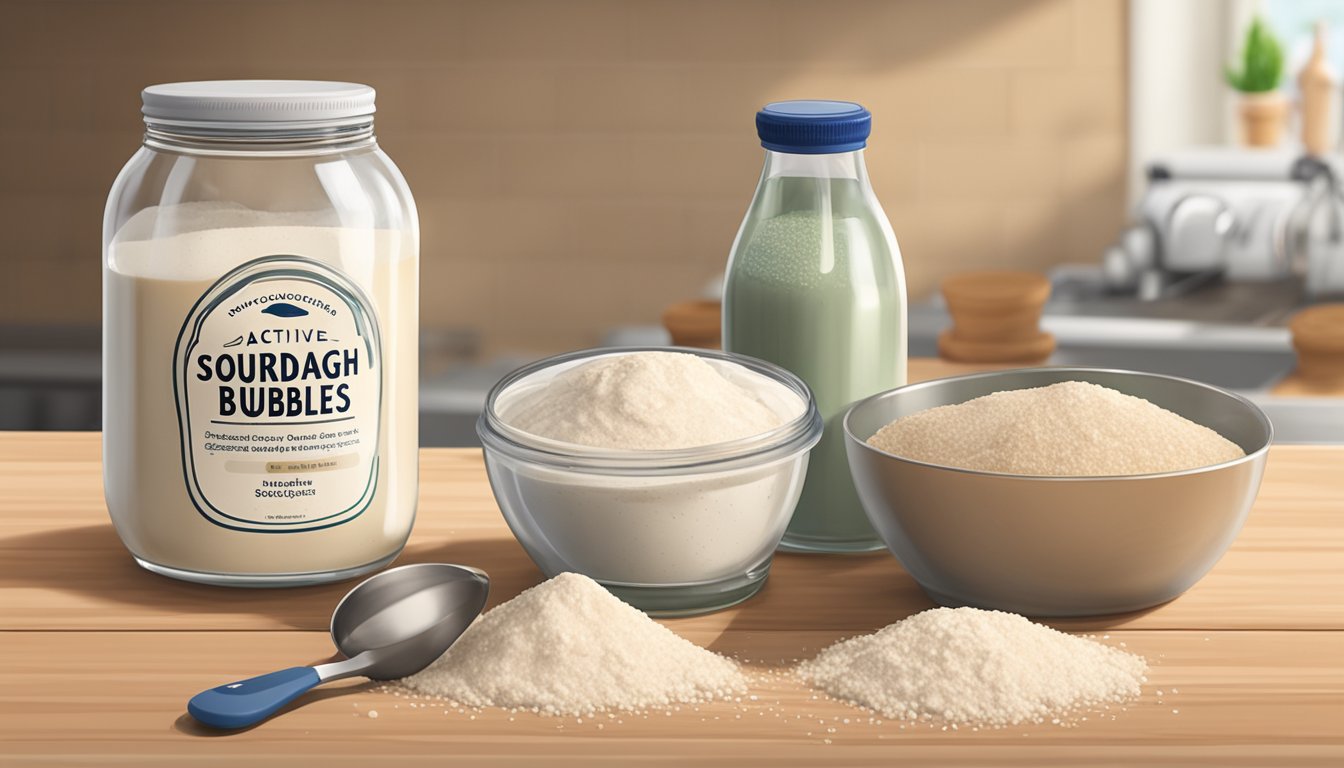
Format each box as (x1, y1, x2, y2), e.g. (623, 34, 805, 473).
(141, 80, 375, 128)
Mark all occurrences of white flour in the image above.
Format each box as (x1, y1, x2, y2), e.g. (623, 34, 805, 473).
(797, 607, 1148, 727)
(400, 573, 747, 715)
(104, 203, 418, 576)
(489, 350, 811, 585)
(503, 351, 788, 450)
(868, 380, 1244, 476)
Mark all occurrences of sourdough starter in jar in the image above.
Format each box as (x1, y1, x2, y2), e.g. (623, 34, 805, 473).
(102, 82, 418, 586)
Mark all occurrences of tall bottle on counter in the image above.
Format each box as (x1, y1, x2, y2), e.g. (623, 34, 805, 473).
(723, 100, 907, 553)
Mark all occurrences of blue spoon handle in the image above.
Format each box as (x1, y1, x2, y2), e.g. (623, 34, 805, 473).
(188, 666, 322, 730)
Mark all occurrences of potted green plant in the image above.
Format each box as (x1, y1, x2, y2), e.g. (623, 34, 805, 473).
(1226, 15, 1287, 147)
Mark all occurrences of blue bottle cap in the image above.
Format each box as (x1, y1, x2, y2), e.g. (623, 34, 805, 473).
(755, 100, 872, 154)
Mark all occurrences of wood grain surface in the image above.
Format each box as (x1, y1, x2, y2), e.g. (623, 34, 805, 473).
(2, 358, 1342, 766)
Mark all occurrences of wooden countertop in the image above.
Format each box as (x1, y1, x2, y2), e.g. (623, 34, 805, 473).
(2, 361, 1342, 766)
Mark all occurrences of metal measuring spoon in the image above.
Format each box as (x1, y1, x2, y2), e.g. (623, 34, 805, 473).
(188, 563, 489, 730)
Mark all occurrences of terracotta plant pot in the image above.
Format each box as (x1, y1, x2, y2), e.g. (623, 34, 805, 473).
(1239, 92, 1289, 147)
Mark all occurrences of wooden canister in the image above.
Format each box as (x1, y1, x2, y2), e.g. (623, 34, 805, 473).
(938, 271, 1055, 364)
(662, 299, 722, 349)
(1274, 304, 1344, 396)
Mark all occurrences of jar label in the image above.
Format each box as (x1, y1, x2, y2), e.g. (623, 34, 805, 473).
(173, 255, 382, 533)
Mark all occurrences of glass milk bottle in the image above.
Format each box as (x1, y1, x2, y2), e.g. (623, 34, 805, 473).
(723, 100, 907, 553)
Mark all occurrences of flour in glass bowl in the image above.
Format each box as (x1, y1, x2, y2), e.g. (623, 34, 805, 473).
(502, 351, 793, 450)
(487, 350, 812, 586)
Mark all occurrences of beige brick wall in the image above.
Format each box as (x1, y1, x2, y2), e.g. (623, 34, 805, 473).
(0, 0, 1126, 354)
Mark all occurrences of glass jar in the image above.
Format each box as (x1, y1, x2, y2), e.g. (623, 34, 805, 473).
(102, 81, 419, 586)
(723, 100, 907, 554)
(477, 347, 822, 616)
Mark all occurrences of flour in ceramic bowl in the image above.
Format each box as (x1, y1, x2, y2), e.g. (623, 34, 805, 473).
(867, 380, 1243, 476)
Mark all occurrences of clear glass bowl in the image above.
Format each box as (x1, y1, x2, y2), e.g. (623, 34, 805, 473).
(477, 347, 823, 616)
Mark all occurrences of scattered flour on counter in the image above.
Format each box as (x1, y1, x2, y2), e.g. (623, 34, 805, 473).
(867, 380, 1244, 476)
(502, 351, 791, 450)
(797, 607, 1148, 727)
(400, 572, 747, 716)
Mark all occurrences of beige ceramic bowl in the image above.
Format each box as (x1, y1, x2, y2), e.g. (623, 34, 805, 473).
(843, 367, 1272, 617)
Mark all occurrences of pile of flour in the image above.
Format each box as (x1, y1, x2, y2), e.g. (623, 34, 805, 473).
(867, 380, 1244, 476)
(797, 607, 1148, 727)
(503, 351, 791, 450)
(400, 573, 746, 716)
